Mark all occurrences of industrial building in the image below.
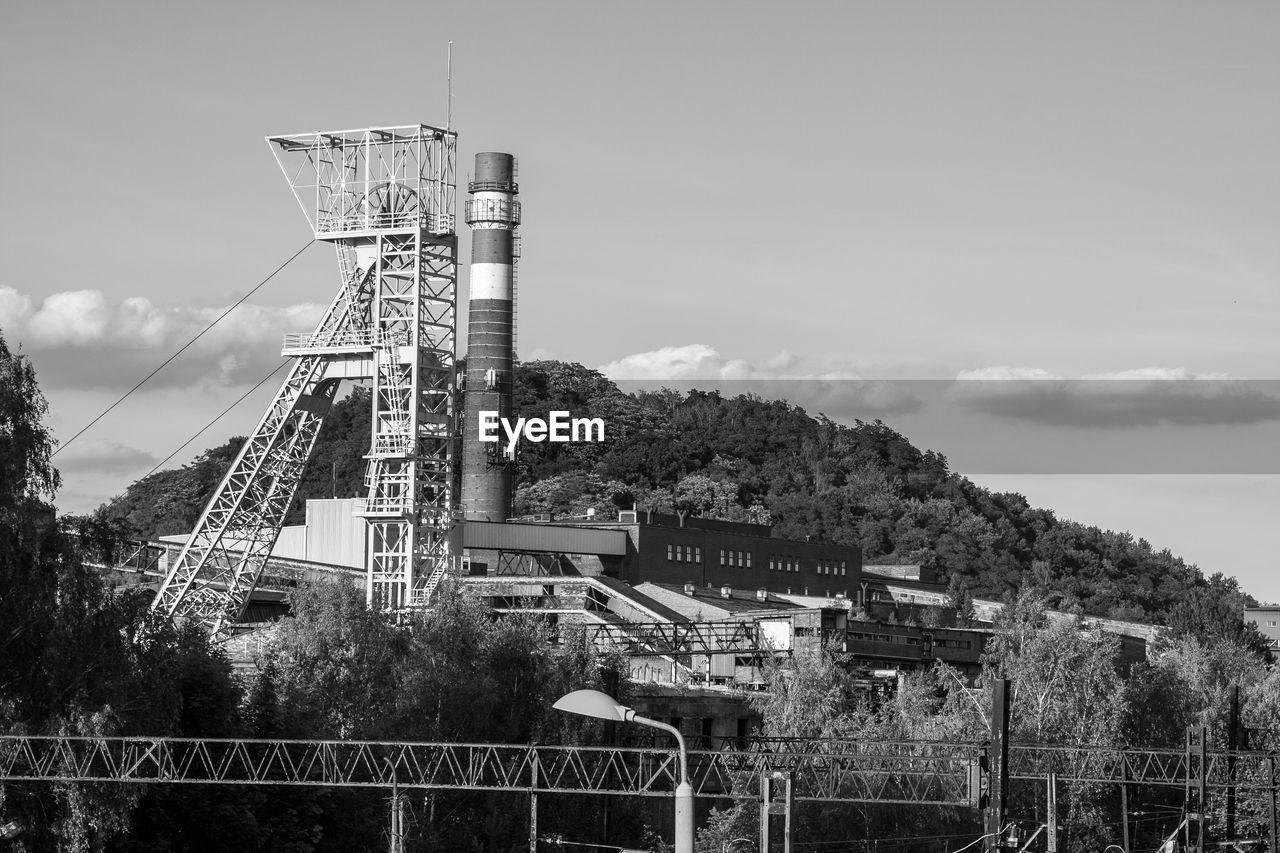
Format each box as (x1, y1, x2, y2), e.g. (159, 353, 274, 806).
(1245, 606, 1280, 651)
(143, 132, 1149, 751)
(159, 496, 996, 689)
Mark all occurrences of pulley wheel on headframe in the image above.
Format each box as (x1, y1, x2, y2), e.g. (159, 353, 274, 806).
(363, 181, 420, 228)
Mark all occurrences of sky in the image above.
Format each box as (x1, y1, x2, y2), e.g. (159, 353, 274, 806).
(2, 2, 1277, 599)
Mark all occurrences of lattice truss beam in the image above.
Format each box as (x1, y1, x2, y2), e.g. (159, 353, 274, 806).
(6, 736, 1274, 804)
(1008, 744, 1279, 791)
(152, 125, 459, 637)
(582, 622, 768, 656)
(0, 737, 979, 805)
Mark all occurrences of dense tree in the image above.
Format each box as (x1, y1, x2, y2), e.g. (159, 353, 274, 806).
(984, 591, 1126, 746)
(95, 438, 242, 539)
(244, 578, 635, 851)
(1, 332, 249, 851)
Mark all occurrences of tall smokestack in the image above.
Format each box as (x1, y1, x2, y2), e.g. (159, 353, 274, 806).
(462, 153, 520, 521)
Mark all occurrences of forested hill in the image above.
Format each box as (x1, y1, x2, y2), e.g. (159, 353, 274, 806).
(99, 359, 1257, 636)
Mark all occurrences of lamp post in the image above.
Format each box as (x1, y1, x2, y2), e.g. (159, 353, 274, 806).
(553, 689, 693, 853)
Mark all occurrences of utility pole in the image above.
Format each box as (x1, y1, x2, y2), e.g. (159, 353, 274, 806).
(760, 771, 794, 853)
(1120, 748, 1130, 853)
(1270, 751, 1278, 853)
(1046, 772, 1058, 853)
(1185, 726, 1208, 853)
(530, 750, 539, 853)
(1227, 683, 1241, 840)
(390, 771, 406, 853)
(984, 679, 1011, 852)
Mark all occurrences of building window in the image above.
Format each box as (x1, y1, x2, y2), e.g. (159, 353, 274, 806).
(720, 549, 727, 566)
(693, 546, 702, 564)
(769, 556, 776, 571)
(746, 552, 752, 568)
(1269, 620, 1277, 627)
(840, 560, 847, 576)
(667, 544, 675, 561)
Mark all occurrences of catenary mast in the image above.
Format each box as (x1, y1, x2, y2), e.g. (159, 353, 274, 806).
(153, 125, 460, 636)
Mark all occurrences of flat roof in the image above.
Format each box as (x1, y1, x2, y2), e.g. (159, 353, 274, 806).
(640, 583, 804, 614)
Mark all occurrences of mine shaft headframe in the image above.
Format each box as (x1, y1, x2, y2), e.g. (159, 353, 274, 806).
(266, 125, 458, 239)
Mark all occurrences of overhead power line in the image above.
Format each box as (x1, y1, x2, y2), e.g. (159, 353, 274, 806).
(142, 360, 291, 477)
(51, 239, 314, 458)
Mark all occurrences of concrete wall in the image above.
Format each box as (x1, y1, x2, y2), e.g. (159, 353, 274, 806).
(629, 684, 759, 749)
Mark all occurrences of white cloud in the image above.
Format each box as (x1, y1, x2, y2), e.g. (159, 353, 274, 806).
(0, 286, 33, 331)
(599, 344, 919, 416)
(599, 344, 863, 381)
(1, 286, 326, 389)
(956, 366, 1064, 381)
(957, 365, 1232, 382)
(1081, 367, 1230, 381)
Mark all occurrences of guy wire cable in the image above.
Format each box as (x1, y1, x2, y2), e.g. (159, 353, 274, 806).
(142, 360, 291, 478)
(52, 239, 314, 457)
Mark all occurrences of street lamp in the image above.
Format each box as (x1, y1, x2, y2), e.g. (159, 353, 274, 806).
(553, 689, 694, 853)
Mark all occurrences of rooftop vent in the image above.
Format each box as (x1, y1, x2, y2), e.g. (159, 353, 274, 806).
(683, 583, 696, 596)
(720, 586, 732, 599)
(618, 510, 637, 523)
(756, 589, 769, 602)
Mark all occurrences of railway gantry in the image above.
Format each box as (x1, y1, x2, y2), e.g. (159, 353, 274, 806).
(5, 735, 1277, 800)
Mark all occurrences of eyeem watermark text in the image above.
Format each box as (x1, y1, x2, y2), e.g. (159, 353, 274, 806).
(479, 411, 605, 454)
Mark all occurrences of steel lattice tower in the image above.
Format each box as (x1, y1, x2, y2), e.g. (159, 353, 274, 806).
(153, 125, 460, 636)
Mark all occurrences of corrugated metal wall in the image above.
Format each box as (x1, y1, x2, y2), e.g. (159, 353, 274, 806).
(303, 499, 366, 569)
(462, 521, 627, 556)
(272, 526, 308, 561)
